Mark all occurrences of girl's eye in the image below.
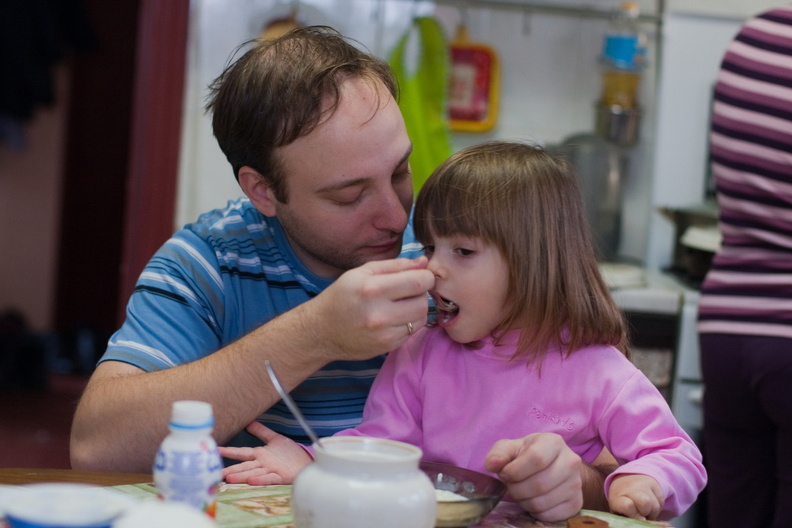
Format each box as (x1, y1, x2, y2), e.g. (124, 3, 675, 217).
(456, 248, 474, 256)
(422, 245, 435, 256)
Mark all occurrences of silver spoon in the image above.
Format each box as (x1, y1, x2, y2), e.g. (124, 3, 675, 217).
(265, 360, 321, 446)
(426, 292, 458, 327)
(434, 296, 459, 313)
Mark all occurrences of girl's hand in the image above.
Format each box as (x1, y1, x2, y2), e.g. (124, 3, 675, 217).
(607, 473, 664, 520)
(219, 422, 313, 485)
(485, 433, 584, 522)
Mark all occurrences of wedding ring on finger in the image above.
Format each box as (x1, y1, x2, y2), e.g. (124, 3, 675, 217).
(406, 321, 414, 335)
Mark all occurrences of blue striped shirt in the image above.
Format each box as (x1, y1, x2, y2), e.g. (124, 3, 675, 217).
(101, 197, 424, 443)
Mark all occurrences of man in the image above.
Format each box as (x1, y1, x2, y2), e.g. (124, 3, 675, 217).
(70, 27, 613, 521)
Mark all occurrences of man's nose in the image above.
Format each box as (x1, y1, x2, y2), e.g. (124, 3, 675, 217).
(374, 189, 409, 231)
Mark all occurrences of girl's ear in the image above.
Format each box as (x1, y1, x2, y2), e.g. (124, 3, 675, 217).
(238, 166, 278, 217)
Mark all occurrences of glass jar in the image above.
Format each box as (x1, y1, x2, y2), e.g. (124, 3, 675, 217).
(292, 437, 436, 528)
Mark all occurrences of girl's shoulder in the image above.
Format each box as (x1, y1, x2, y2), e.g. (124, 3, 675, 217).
(531, 344, 645, 400)
(549, 343, 635, 374)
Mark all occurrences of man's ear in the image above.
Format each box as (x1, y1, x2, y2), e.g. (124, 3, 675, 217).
(238, 166, 278, 217)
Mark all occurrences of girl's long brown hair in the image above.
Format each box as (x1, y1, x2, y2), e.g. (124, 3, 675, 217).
(414, 141, 629, 364)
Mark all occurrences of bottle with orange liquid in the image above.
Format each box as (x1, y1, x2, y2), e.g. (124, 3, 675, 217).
(596, 1, 646, 144)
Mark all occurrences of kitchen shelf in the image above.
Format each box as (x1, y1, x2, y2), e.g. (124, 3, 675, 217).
(430, 0, 663, 23)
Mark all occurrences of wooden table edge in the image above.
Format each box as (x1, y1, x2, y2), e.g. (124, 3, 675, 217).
(0, 468, 152, 486)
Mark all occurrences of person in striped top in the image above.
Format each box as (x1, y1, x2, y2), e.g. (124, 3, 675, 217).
(697, 6, 792, 528)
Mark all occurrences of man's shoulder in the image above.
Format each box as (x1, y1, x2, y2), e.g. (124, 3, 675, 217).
(149, 198, 283, 281)
(185, 198, 264, 238)
(176, 198, 280, 257)
(399, 212, 423, 259)
(171, 198, 311, 291)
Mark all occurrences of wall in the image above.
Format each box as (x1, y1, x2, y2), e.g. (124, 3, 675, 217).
(177, 0, 789, 272)
(0, 0, 780, 333)
(644, 0, 780, 270)
(0, 66, 69, 331)
(0, 0, 143, 345)
(175, 0, 660, 263)
(176, 0, 437, 229)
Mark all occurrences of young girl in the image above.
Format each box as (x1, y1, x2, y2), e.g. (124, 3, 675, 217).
(220, 141, 706, 522)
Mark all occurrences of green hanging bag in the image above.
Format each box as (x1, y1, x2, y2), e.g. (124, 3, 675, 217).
(388, 17, 453, 194)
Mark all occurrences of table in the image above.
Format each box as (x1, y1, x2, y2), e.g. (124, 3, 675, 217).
(0, 469, 657, 527)
(0, 468, 152, 486)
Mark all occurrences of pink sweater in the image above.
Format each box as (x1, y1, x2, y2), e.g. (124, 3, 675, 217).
(333, 326, 706, 520)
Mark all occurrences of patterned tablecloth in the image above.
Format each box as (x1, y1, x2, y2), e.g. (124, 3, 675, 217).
(109, 482, 663, 528)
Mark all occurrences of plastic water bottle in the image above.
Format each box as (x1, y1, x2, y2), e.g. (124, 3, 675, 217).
(599, 1, 645, 110)
(153, 400, 223, 518)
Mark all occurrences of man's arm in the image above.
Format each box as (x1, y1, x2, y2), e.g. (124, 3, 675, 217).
(582, 448, 619, 511)
(70, 306, 322, 472)
(70, 258, 434, 472)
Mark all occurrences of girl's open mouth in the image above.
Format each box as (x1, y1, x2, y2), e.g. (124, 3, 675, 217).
(429, 291, 459, 314)
(428, 291, 459, 326)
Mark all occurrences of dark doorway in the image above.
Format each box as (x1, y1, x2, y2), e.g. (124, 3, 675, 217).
(53, 0, 139, 372)
(53, 0, 188, 372)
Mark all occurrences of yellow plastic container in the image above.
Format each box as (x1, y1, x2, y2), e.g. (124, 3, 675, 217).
(448, 25, 500, 132)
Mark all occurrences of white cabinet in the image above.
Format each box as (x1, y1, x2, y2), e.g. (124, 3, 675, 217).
(667, 0, 781, 19)
(645, 12, 746, 270)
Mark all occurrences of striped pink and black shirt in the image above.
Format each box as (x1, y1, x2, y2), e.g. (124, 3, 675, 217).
(698, 6, 792, 339)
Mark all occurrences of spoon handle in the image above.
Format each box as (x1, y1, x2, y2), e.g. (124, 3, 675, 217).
(265, 360, 320, 445)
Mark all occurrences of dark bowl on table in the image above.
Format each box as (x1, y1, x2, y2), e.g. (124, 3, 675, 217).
(420, 461, 507, 527)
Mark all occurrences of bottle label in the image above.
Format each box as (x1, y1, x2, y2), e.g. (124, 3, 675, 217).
(603, 34, 643, 70)
(154, 443, 222, 518)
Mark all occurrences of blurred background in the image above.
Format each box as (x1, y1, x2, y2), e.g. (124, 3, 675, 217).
(0, 5, 779, 524)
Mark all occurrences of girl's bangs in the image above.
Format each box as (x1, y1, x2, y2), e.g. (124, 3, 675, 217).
(416, 183, 488, 241)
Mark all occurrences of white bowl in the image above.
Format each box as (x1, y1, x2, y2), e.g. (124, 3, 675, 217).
(3, 483, 134, 528)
